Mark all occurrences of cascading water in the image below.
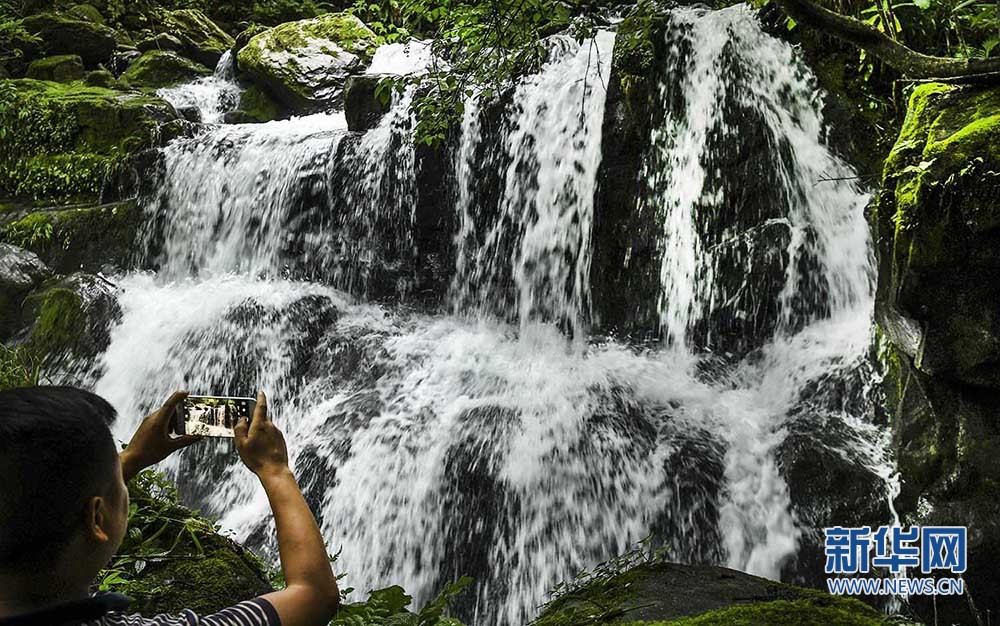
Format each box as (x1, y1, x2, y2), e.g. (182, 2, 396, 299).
(157, 50, 242, 124)
(85, 7, 895, 626)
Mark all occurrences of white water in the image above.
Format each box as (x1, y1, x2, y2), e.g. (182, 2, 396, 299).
(450, 33, 614, 337)
(157, 51, 242, 124)
(87, 12, 894, 626)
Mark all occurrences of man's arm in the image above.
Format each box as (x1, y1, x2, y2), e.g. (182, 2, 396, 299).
(235, 392, 340, 626)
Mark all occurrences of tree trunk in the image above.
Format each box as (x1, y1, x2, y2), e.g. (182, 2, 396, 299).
(774, 0, 1000, 78)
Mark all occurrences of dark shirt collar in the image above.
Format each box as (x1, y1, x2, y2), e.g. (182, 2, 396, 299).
(0, 593, 131, 626)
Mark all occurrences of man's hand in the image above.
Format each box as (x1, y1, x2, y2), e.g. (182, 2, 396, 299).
(234, 392, 289, 477)
(120, 391, 202, 481)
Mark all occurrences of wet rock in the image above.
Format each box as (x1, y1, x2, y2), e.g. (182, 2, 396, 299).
(236, 83, 285, 123)
(136, 32, 183, 54)
(177, 105, 202, 123)
(16, 272, 120, 367)
(872, 82, 1000, 625)
(25, 54, 85, 82)
(67, 3, 105, 24)
(152, 9, 234, 68)
(875, 83, 1000, 391)
(110, 49, 141, 76)
(0, 244, 51, 339)
(344, 74, 391, 131)
(236, 12, 377, 111)
(121, 50, 211, 89)
(232, 23, 268, 57)
(20, 12, 117, 68)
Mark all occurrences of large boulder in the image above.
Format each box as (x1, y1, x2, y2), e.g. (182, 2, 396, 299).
(19, 12, 117, 68)
(0, 78, 178, 205)
(872, 82, 1000, 625)
(236, 12, 377, 111)
(152, 9, 234, 68)
(0, 244, 51, 339)
(533, 561, 902, 625)
(121, 50, 211, 89)
(344, 74, 391, 131)
(874, 83, 1000, 390)
(25, 54, 85, 82)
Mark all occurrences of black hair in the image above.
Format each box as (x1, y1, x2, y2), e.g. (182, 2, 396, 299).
(0, 386, 119, 571)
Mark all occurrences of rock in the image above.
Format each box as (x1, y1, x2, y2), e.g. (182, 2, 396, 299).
(83, 68, 116, 87)
(0, 244, 51, 339)
(19, 12, 117, 68)
(0, 78, 178, 204)
(67, 3, 105, 24)
(236, 83, 285, 123)
(533, 561, 898, 625)
(232, 23, 269, 57)
(222, 110, 257, 124)
(110, 49, 141, 76)
(878, 341, 1000, 626)
(120, 50, 211, 89)
(25, 54, 85, 82)
(153, 9, 233, 68)
(872, 82, 1000, 625)
(17, 272, 120, 367)
(236, 12, 377, 111)
(874, 83, 1000, 390)
(1, 200, 142, 274)
(176, 105, 202, 123)
(136, 32, 183, 53)
(344, 74, 391, 132)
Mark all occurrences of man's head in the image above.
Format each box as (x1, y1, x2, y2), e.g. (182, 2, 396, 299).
(0, 386, 128, 583)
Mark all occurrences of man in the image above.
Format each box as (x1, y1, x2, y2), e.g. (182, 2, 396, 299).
(0, 387, 340, 626)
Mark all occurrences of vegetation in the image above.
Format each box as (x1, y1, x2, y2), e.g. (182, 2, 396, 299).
(0, 344, 42, 390)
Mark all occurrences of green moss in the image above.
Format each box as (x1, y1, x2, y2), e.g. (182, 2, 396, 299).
(154, 9, 234, 65)
(24, 285, 86, 358)
(121, 50, 211, 89)
(0, 78, 174, 203)
(1, 200, 141, 272)
(626, 598, 889, 626)
(237, 83, 284, 122)
(26, 54, 85, 82)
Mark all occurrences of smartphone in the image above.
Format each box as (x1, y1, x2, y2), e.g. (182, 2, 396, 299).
(170, 395, 256, 438)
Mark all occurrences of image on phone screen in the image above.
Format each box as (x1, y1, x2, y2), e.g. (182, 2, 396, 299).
(172, 395, 255, 438)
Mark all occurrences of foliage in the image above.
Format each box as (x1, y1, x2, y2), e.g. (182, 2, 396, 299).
(0, 344, 42, 390)
(350, 0, 586, 145)
(531, 536, 671, 626)
(332, 576, 471, 626)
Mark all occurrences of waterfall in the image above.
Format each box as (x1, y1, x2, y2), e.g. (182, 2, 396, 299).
(157, 50, 242, 124)
(85, 8, 894, 626)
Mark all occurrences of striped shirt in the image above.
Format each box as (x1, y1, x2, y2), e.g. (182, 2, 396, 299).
(0, 593, 280, 626)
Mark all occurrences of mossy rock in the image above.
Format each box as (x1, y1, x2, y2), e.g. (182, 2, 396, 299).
(136, 33, 183, 54)
(236, 12, 377, 111)
(18, 272, 119, 366)
(0, 78, 177, 204)
(109, 471, 273, 615)
(26, 54, 85, 82)
(874, 83, 1000, 389)
(83, 68, 116, 87)
(533, 562, 902, 626)
(67, 3, 106, 24)
(19, 12, 117, 68)
(0, 243, 51, 340)
(236, 83, 285, 123)
(152, 9, 234, 68)
(121, 50, 211, 89)
(1, 199, 141, 273)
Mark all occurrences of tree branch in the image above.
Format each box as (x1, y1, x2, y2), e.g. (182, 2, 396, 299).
(773, 0, 1000, 79)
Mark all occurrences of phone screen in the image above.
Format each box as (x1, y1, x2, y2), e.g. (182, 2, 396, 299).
(171, 395, 255, 438)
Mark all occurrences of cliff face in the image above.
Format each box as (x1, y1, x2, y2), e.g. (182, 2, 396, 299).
(872, 82, 1000, 625)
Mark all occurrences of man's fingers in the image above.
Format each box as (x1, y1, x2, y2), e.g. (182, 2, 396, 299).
(155, 390, 189, 426)
(170, 434, 203, 450)
(250, 391, 268, 434)
(234, 416, 250, 442)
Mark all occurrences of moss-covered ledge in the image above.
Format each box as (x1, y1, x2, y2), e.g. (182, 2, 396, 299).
(1, 199, 142, 273)
(0, 78, 177, 207)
